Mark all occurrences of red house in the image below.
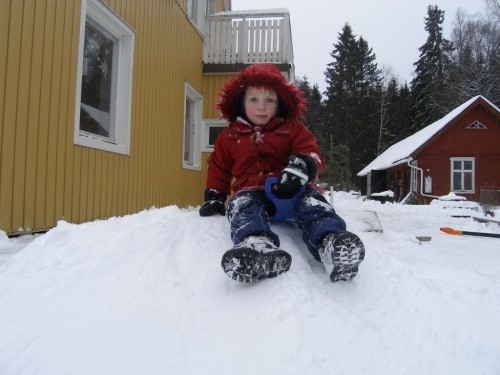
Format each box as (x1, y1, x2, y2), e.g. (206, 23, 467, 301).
(357, 96, 500, 205)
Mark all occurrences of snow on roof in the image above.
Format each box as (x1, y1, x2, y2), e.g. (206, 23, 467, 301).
(357, 95, 498, 176)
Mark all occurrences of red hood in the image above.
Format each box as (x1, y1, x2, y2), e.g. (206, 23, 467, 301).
(216, 63, 307, 123)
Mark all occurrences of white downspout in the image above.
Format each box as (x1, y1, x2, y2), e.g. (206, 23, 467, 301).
(406, 158, 440, 199)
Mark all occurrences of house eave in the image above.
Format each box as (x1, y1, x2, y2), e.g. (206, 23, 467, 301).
(357, 157, 412, 177)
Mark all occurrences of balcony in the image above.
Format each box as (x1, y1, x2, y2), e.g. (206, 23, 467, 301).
(202, 9, 294, 79)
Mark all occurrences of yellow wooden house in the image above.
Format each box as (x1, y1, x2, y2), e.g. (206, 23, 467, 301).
(0, 0, 295, 235)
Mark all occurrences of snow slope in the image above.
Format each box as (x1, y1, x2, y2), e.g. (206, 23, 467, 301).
(1, 193, 500, 375)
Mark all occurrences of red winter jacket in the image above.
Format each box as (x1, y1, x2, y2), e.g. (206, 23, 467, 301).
(207, 63, 324, 195)
(207, 117, 323, 194)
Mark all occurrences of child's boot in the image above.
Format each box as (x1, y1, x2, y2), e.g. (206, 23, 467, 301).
(221, 235, 292, 283)
(318, 231, 365, 282)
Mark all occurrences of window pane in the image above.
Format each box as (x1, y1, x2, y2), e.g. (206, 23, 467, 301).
(189, 0, 198, 21)
(206, 0, 215, 15)
(463, 160, 473, 170)
(453, 160, 461, 171)
(208, 126, 225, 146)
(453, 172, 462, 190)
(464, 172, 472, 190)
(80, 21, 114, 137)
(184, 99, 194, 164)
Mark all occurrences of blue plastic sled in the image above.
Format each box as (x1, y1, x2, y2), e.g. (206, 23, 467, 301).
(264, 177, 306, 222)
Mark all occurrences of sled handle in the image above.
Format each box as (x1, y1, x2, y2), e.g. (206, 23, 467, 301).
(265, 177, 306, 222)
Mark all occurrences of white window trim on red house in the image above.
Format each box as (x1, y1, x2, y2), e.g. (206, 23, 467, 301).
(450, 157, 475, 194)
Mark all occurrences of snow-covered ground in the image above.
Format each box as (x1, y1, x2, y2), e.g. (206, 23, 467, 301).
(1, 192, 499, 375)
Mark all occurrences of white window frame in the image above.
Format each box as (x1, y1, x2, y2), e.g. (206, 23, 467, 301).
(410, 160, 418, 193)
(202, 119, 228, 152)
(183, 82, 203, 171)
(74, 0, 135, 155)
(450, 157, 475, 193)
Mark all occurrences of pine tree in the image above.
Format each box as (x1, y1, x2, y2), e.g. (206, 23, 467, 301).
(410, 5, 454, 130)
(392, 83, 412, 142)
(324, 23, 382, 183)
(376, 75, 397, 155)
(307, 84, 326, 148)
(296, 77, 324, 136)
(324, 24, 360, 146)
(321, 143, 351, 190)
(352, 36, 382, 172)
(377, 77, 413, 154)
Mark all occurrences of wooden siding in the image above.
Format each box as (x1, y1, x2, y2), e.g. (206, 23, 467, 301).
(202, 72, 238, 118)
(414, 105, 500, 203)
(0, 0, 206, 234)
(200, 72, 239, 186)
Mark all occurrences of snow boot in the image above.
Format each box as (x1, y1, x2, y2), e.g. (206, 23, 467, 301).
(221, 236, 292, 283)
(318, 231, 365, 282)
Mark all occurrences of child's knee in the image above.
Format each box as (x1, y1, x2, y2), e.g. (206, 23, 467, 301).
(227, 192, 255, 220)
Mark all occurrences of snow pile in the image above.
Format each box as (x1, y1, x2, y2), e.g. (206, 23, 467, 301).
(1, 194, 500, 375)
(370, 190, 395, 198)
(438, 192, 467, 201)
(430, 194, 482, 211)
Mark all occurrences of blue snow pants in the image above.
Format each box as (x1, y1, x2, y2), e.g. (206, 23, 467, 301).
(227, 189, 346, 261)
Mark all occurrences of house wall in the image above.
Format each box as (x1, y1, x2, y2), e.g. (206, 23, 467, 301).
(415, 105, 500, 204)
(0, 0, 206, 234)
(200, 72, 237, 186)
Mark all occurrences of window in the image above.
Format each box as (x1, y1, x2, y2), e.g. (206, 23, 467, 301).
(183, 83, 203, 170)
(410, 160, 418, 193)
(467, 121, 487, 129)
(202, 119, 228, 151)
(187, 0, 216, 31)
(206, 0, 216, 16)
(187, 0, 207, 31)
(74, 0, 135, 155)
(451, 157, 475, 193)
(188, 0, 199, 23)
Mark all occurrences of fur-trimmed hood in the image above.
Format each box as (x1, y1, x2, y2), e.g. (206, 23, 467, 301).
(216, 63, 307, 123)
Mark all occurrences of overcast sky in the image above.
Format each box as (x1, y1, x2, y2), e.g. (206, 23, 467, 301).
(231, 0, 486, 93)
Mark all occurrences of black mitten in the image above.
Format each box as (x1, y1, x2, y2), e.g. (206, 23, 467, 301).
(275, 154, 317, 199)
(199, 188, 227, 216)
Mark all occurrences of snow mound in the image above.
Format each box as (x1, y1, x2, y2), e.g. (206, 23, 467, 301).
(438, 192, 467, 201)
(1, 196, 500, 375)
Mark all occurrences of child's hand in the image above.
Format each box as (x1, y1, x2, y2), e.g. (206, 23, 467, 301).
(275, 154, 317, 198)
(199, 189, 227, 216)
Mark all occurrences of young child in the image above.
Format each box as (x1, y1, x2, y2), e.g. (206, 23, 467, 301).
(200, 63, 365, 283)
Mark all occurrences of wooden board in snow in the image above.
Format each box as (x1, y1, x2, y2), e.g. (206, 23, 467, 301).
(472, 216, 500, 225)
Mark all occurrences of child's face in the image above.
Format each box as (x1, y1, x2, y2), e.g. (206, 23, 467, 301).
(243, 87, 278, 126)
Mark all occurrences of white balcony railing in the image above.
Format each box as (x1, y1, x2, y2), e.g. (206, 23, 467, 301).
(203, 9, 293, 65)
